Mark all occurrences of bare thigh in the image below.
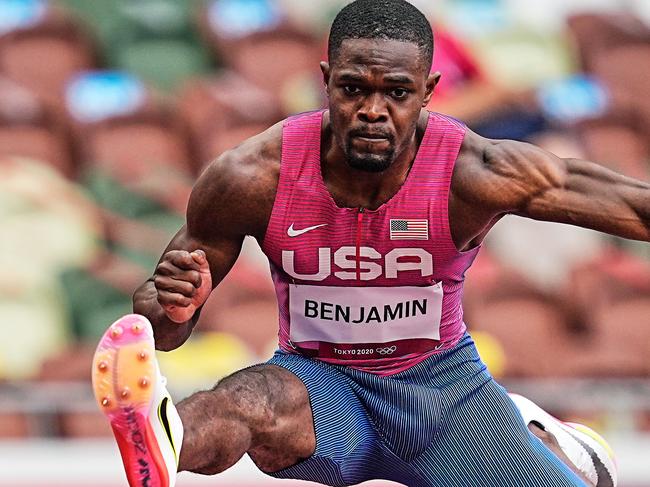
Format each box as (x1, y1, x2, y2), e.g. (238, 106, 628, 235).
(177, 364, 316, 475)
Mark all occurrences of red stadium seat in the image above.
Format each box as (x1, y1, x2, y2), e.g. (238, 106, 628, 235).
(567, 13, 650, 73)
(564, 248, 650, 376)
(0, 76, 74, 176)
(58, 411, 113, 438)
(0, 8, 97, 113)
(66, 71, 195, 214)
(195, 248, 278, 357)
(591, 44, 650, 147)
(0, 414, 31, 438)
(0, 125, 73, 177)
(568, 17, 650, 177)
(568, 298, 650, 377)
(469, 296, 578, 378)
(79, 116, 194, 215)
(196, 0, 321, 97)
(578, 121, 649, 180)
(177, 72, 282, 167)
(464, 251, 580, 378)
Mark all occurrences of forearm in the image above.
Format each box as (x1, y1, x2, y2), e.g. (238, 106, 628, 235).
(521, 158, 650, 242)
(133, 280, 197, 351)
(565, 158, 650, 241)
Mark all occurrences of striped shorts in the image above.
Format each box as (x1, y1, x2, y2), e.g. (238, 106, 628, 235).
(267, 334, 585, 487)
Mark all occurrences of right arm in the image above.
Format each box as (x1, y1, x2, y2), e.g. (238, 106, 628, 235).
(132, 223, 242, 351)
(133, 127, 281, 350)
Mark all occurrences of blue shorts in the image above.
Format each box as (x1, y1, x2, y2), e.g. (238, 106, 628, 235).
(267, 334, 584, 487)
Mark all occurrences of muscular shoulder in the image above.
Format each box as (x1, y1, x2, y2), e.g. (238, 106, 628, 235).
(187, 121, 283, 243)
(453, 129, 568, 214)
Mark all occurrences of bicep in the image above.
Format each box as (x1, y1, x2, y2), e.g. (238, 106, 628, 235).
(454, 137, 560, 216)
(161, 158, 249, 288)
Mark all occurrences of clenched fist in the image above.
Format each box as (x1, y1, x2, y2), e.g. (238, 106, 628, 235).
(153, 249, 212, 323)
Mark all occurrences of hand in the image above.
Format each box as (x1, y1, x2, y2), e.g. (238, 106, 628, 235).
(153, 249, 213, 324)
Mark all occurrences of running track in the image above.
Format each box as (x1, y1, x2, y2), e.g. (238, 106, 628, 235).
(2, 438, 649, 486)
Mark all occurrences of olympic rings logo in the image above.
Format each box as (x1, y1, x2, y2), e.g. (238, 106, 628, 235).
(375, 346, 397, 355)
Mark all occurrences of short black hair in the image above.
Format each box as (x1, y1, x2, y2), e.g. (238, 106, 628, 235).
(328, 0, 434, 72)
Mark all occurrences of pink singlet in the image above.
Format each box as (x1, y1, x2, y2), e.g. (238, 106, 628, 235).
(262, 110, 480, 375)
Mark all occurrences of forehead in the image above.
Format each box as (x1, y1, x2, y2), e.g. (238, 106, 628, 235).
(331, 38, 427, 79)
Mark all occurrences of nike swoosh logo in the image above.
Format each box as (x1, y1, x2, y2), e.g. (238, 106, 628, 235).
(287, 223, 328, 237)
(158, 397, 177, 464)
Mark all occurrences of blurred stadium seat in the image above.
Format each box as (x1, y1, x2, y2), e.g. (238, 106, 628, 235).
(578, 119, 649, 180)
(464, 252, 580, 378)
(584, 298, 650, 376)
(60, 0, 211, 91)
(0, 2, 98, 112)
(198, 0, 322, 101)
(197, 247, 279, 357)
(0, 76, 74, 176)
(56, 70, 193, 344)
(0, 413, 31, 438)
(563, 248, 650, 376)
(591, 44, 650, 151)
(470, 296, 579, 378)
(177, 71, 281, 166)
(567, 12, 650, 73)
(568, 15, 650, 182)
(66, 71, 193, 218)
(117, 38, 210, 92)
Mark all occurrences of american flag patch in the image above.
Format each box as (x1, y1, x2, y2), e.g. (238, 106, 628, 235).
(390, 219, 429, 240)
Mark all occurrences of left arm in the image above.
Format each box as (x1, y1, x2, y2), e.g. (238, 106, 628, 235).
(463, 137, 650, 242)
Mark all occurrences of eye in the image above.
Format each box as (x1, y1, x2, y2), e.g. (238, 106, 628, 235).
(343, 85, 361, 96)
(391, 88, 409, 99)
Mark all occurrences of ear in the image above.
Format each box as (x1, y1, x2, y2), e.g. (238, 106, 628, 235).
(422, 71, 441, 106)
(320, 61, 331, 95)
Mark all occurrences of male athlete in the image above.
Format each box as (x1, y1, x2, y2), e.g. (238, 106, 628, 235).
(92, 1, 637, 485)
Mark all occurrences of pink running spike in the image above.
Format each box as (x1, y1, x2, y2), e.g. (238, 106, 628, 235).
(97, 361, 108, 372)
(92, 314, 170, 487)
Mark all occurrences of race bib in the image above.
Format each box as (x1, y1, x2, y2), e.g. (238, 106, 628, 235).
(289, 283, 443, 345)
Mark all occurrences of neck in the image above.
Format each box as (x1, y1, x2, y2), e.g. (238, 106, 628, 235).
(320, 111, 427, 210)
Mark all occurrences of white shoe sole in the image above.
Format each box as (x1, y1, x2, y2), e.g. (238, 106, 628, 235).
(509, 393, 617, 487)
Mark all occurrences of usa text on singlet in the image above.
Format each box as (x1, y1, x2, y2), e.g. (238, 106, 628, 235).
(262, 110, 480, 376)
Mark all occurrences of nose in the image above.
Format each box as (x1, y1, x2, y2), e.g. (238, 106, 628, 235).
(358, 92, 388, 123)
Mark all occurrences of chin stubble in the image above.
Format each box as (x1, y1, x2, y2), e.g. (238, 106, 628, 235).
(344, 137, 395, 173)
(346, 153, 393, 173)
